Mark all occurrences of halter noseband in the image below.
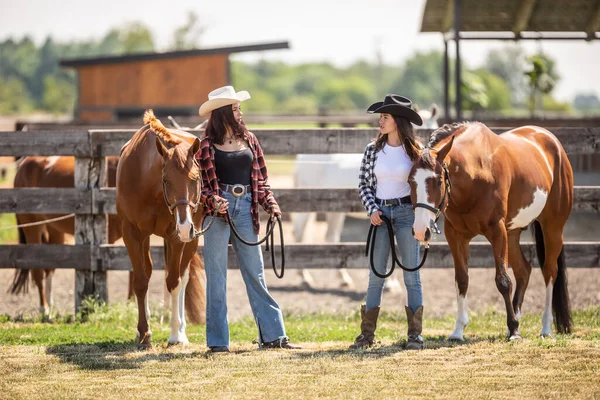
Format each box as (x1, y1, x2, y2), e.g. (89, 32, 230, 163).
(413, 162, 452, 223)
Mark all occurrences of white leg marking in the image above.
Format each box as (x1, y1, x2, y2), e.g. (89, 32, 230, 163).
(168, 269, 189, 345)
(45, 274, 53, 311)
(541, 282, 554, 337)
(507, 188, 548, 230)
(449, 286, 469, 341)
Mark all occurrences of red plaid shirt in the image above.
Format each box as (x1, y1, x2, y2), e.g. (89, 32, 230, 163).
(196, 131, 278, 234)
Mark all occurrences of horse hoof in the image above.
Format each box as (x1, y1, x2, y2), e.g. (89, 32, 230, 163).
(137, 342, 152, 350)
(540, 333, 554, 339)
(448, 335, 464, 342)
(167, 339, 190, 347)
(508, 333, 522, 341)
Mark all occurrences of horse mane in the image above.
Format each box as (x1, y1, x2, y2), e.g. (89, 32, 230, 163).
(422, 121, 470, 167)
(143, 109, 181, 146)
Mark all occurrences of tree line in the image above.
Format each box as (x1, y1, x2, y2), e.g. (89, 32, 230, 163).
(1, 15, 599, 118)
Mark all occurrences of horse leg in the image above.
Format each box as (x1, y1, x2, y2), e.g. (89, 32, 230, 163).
(507, 230, 532, 322)
(165, 239, 190, 345)
(325, 212, 355, 289)
(122, 220, 152, 348)
(535, 219, 571, 336)
(485, 223, 520, 340)
(445, 221, 472, 341)
(294, 212, 318, 288)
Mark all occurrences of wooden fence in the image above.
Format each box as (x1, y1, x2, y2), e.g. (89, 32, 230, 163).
(1, 127, 599, 311)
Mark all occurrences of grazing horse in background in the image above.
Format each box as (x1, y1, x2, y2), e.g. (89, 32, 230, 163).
(10, 156, 123, 315)
(409, 122, 573, 340)
(10, 156, 206, 324)
(293, 104, 440, 290)
(117, 110, 204, 348)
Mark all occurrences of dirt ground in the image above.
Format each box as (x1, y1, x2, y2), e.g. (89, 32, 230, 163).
(1, 264, 600, 322)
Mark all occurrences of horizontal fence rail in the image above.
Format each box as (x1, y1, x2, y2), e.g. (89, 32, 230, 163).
(1, 242, 598, 270)
(1, 127, 599, 312)
(1, 127, 599, 156)
(2, 187, 599, 214)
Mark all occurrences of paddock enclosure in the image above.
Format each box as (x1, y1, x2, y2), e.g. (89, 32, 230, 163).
(0, 126, 599, 313)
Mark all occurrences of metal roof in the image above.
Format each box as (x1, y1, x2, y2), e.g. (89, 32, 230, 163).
(60, 41, 290, 68)
(421, 0, 600, 38)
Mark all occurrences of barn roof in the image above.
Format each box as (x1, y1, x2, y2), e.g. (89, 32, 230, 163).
(420, 0, 600, 39)
(60, 41, 290, 68)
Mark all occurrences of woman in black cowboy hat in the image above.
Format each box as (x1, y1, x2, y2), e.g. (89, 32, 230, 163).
(351, 94, 425, 350)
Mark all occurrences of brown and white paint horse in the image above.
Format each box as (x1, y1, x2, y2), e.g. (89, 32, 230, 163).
(409, 122, 573, 340)
(11, 156, 206, 324)
(117, 110, 204, 348)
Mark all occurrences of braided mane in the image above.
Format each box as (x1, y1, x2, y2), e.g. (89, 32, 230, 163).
(143, 109, 181, 145)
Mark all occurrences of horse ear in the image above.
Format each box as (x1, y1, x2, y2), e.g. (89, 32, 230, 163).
(155, 137, 168, 158)
(189, 138, 201, 157)
(430, 103, 439, 119)
(435, 136, 454, 163)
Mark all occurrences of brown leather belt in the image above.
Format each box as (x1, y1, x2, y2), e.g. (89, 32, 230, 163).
(219, 183, 251, 197)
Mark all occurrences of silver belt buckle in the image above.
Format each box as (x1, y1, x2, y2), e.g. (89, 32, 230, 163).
(231, 184, 245, 197)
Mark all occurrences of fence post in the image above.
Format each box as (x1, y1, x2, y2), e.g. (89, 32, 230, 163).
(74, 137, 108, 314)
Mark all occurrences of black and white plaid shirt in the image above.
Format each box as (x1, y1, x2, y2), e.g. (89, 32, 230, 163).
(358, 142, 380, 216)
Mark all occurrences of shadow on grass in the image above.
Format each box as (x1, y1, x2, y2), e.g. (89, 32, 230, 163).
(285, 335, 498, 360)
(45, 342, 243, 371)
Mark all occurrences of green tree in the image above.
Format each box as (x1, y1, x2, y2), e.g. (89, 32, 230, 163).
(121, 22, 155, 53)
(42, 76, 75, 113)
(390, 51, 444, 107)
(524, 54, 557, 117)
(484, 45, 528, 106)
(0, 75, 34, 114)
(171, 11, 205, 50)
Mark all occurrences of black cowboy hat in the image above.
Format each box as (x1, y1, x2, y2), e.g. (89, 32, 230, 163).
(367, 94, 423, 126)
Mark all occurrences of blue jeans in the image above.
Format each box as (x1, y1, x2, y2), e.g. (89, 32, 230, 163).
(366, 203, 423, 313)
(203, 191, 286, 348)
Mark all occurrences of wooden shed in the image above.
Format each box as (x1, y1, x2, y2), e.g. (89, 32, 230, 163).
(60, 41, 289, 122)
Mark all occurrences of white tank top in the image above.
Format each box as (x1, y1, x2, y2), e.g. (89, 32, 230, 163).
(374, 143, 413, 199)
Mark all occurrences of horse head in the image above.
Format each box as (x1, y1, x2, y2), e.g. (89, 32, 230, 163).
(409, 135, 454, 243)
(146, 110, 202, 243)
(414, 103, 440, 129)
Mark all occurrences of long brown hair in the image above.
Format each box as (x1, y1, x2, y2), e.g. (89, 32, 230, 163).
(373, 115, 421, 162)
(204, 104, 248, 144)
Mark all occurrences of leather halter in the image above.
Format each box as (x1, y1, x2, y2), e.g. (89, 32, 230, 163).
(162, 162, 201, 216)
(413, 162, 452, 223)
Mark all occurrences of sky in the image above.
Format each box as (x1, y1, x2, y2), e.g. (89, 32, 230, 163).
(1, 0, 599, 101)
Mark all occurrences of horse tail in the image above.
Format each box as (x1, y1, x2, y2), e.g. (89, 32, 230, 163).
(9, 226, 30, 295)
(532, 220, 572, 334)
(185, 252, 206, 324)
(143, 109, 179, 145)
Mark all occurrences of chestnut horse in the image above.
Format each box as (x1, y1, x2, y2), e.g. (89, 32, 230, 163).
(117, 110, 204, 348)
(10, 156, 123, 315)
(11, 156, 206, 325)
(409, 122, 573, 340)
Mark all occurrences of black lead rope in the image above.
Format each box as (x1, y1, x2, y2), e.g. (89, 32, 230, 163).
(225, 210, 285, 279)
(365, 215, 429, 279)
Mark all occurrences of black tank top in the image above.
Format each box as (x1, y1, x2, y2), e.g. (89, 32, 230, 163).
(213, 146, 253, 185)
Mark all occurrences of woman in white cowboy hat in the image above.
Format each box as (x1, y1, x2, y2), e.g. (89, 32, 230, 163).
(351, 94, 425, 350)
(196, 85, 300, 352)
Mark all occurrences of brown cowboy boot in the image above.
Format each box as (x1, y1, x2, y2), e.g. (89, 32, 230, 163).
(349, 305, 380, 349)
(405, 305, 424, 350)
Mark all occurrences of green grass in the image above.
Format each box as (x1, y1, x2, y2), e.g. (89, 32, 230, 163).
(1, 305, 599, 399)
(0, 213, 17, 244)
(1, 302, 599, 347)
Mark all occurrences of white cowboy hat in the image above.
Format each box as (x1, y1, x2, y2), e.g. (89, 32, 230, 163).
(198, 85, 251, 117)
